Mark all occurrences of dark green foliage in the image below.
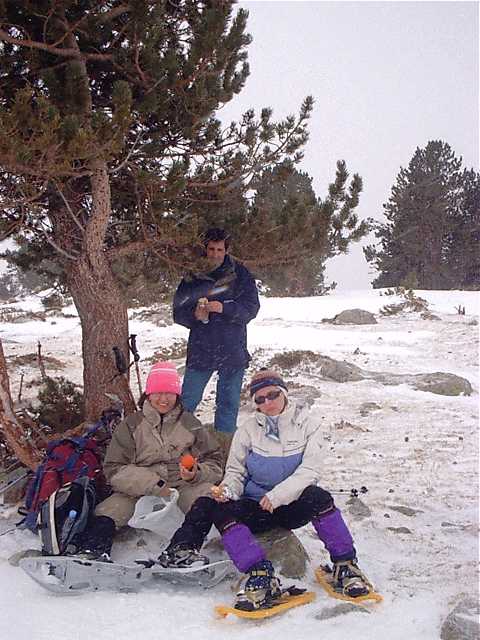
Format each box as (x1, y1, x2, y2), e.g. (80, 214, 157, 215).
(0, 1, 370, 416)
(249, 162, 367, 295)
(365, 141, 479, 289)
(0, 1, 317, 281)
(0, 2, 366, 295)
(442, 168, 480, 288)
(32, 377, 84, 434)
(2, 240, 67, 295)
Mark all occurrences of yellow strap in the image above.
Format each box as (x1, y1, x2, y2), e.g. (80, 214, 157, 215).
(315, 567, 383, 604)
(215, 592, 316, 619)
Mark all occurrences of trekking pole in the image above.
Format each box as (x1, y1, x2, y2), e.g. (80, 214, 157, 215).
(0, 471, 30, 496)
(129, 334, 142, 398)
(328, 486, 368, 498)
(17, 373, 24, 403)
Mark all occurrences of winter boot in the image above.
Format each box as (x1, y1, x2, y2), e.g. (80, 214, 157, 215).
(157, 544, 210, 569)
(331, 559, 371, 597)
(234, 560, 282, 611)
(74, 515, 115, 561)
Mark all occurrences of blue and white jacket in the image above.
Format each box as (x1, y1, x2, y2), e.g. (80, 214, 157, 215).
(222, 400, 323, 509)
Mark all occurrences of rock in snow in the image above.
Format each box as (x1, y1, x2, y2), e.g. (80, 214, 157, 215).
(440, 598, 480, 640)
(332, 309, 378, 325)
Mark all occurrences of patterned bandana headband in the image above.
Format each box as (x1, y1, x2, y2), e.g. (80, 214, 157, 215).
(249, 376, 288, 397)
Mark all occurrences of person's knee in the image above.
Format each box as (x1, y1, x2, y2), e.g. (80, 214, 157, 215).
(302, 485, 334, 513)
(177, 482, 214, 513)
(211, 502, 239, 532)
(91, 515, 116, 537)
(94, 493, 136, 528)
(192, 496, 216, 509)
(184, 495, 216, 520)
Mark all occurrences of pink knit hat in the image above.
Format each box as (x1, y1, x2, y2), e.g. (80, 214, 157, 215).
(145, 361, 181, 396)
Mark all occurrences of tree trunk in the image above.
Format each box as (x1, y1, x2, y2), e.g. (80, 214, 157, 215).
(43, 129, 139, 421)
(66, 254, 136, 422)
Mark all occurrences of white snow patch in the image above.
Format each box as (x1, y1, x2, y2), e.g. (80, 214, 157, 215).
(0, 288, 478, 639)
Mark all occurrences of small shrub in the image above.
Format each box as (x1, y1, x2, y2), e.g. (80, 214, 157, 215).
(130, 304, 172, 327)
(30, 376, 84, 433)
(146, 339, 188, 363)
(0, 307, 47, 323)
(380, 301, 408, 316)
(8, 352, 65, 370)
(41, 292, 69, 311)
(267, 350, 320, 370)
(380, 287, 430, 316)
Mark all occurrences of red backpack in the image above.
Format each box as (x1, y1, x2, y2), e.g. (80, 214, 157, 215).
(21, 409, 122, 532)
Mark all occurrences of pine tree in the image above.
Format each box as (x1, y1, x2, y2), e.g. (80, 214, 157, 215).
(443, 168, 480, 288)
(250, 162, 367, 295)
(364, 140, 472, 289)
(0, 2, 366, 417)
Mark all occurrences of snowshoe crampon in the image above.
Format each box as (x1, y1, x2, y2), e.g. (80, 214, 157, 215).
(19, 555, 234, 595)
(147, 558, 235, 589)
(215, 587, 316, 620)
(19, 556, 148, 595)
(315, 565, 383, 604)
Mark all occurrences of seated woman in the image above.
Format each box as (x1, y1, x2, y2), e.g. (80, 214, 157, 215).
(158, 368, 371, 611)
(77, 360, 223, 560)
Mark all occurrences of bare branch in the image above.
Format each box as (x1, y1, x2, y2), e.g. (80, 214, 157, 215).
(54, 181, 86, 235)
(41, 229, 79, 260)
(0, 28, 113, 61)
(0, 340, 42, 470)
(109, 131, 144, 175)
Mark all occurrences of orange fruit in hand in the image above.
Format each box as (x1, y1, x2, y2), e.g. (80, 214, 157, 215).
(180, 454, 196, 470)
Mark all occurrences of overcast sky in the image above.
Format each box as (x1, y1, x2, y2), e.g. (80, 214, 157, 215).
(220, 1, 479, 289)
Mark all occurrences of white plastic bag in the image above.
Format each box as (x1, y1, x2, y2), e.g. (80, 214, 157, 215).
(128, 489, 185, 540)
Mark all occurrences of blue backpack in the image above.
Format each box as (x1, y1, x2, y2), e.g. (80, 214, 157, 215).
(38, 476, 96, 555)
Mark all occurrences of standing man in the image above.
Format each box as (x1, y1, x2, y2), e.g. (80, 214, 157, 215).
(173, 228, 260, 435)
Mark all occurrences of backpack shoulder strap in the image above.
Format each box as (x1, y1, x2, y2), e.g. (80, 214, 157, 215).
(85, 408, 123, 439)
(102, 412, 141, 454)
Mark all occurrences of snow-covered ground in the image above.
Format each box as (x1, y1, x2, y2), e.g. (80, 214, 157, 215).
(0, 288, 478, 640)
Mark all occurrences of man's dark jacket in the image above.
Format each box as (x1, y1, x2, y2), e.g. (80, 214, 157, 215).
(173, 256, 260, 370)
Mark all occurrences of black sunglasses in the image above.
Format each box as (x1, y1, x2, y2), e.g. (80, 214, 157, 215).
(254, 389, 283, 405)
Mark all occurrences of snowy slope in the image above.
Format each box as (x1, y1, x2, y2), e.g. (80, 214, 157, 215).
(0, 289, 478, 640)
